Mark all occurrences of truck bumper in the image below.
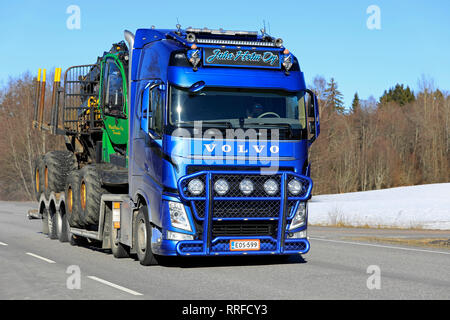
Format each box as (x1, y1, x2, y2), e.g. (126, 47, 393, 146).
(175, 237, 310, 256)
(152, 237, 310, 257)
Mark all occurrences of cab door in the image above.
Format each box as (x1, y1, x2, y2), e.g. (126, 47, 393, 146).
(99, 56, 129, 161)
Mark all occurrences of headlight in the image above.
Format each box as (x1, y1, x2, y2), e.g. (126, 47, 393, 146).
(214, 179, 229, 196)
(288, 178, 303, 195)
(239, 179, 254, 195)
(263, 179, 278, 195)
(289, 202, 307, 230)
(168, 201, 192, 231)
(188, 178, 204, 196)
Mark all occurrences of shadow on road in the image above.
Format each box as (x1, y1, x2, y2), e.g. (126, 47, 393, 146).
(156, 254, 307, 269)
(42, 231, 308, 268)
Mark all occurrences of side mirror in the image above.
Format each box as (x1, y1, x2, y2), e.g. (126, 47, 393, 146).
(304, 89, 320, 144)
(140, 86, 151, 132)
(308, 120, 315, 135)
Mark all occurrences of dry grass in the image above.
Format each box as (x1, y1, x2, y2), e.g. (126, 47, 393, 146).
(343, 236, 450, 249)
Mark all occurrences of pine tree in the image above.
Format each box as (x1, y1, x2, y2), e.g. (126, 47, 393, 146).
(351, 92, 361, 114)
(324, 78, 345, 113)
(380, 84, 415, 106)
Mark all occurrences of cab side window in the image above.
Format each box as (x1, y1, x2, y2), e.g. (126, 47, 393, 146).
(151, 88, 163, 136)
(103, 59, 124, 115)
(140, 82, 164, 138)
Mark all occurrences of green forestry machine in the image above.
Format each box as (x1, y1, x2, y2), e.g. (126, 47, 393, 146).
(31, 41, 129, 233)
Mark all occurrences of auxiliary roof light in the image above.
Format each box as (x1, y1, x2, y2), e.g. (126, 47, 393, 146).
(275, 38, 284, 47)
(186, 33, 196, 43)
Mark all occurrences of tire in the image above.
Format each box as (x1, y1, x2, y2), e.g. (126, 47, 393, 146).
(65, 170, 84, 228)
(41, 207, 49, 235)
(43, 150, 77, 198)
(109, 206, 129, 259)
(47, 204, 58, 240)
(134, 206, 159, 266)
(57, 205, 70, 243)
(33, 156, 45, 201)
(78, 165, 107, 226)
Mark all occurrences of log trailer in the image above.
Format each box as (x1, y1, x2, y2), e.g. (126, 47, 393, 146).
(30, 26, 320, 265)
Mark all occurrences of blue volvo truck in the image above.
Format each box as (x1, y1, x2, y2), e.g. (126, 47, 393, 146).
(30, 26, 320, 265)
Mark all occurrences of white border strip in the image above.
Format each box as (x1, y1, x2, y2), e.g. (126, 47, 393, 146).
(88, 276, 143, 296)
(310, 237, 450, 256)
(0, 241, 8, 246)
(26, 252, 56, 263)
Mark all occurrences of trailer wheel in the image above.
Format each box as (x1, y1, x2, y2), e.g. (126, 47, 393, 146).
(57, 205, 70, 242)
(43, 151, 77, 198)
(78, 165, 107, 226)
(41, 206, 49, 235)
(110, 207, 130, 258)
(65, 170, 84, 228)
(33, 156, 45, 201)
(134, 206, 159, 266)
(47, 203, 58, 240)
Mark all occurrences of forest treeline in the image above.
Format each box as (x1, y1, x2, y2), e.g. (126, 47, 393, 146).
(309, 76, 449, 194)
(0, 73, 449, 200)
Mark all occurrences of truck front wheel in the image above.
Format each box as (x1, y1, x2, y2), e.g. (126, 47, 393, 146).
(134, 206, 158, 266)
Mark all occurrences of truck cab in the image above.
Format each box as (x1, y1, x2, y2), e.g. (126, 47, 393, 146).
(125, 27, 320, 260)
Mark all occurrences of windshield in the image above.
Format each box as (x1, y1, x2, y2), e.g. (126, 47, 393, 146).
(169, 87, 307, 131)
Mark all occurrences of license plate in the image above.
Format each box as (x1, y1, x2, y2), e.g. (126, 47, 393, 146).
(230, 239, 260, 251)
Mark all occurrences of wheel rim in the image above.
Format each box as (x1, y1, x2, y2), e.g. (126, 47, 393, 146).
(67, 186, 73, 212)
(137, 219, 147, 254)
(44, 167, 48, 189)
(56, 210, 62, 236)
(80, 181, 86, 210)
(35, 169, 40, 193)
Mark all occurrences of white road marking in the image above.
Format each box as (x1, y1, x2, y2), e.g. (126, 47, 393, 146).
(25, 252, 56, 263)
(310, 237, 450, 256)
(87, 276, 143, 296)
(0, 241, 8, 246)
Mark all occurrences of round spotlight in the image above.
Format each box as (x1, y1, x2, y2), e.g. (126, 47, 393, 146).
(263, 179, 279, 196)
(288, 179, 303, 196)
(214, 179, 229, 196)
(275, 38, 283, 47)
(188, 179, 204, 196)
(186, 33, 196, 43)
(239, 179, 254, 195)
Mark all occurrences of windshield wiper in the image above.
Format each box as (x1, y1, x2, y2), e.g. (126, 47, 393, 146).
(241, 121, 294, 138)
(176, 120, 234, 129)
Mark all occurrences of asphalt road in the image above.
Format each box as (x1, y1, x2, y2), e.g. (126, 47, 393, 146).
(0, 201, 449, 300)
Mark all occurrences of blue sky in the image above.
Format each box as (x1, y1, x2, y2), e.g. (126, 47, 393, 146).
(1, 0, 449, 107)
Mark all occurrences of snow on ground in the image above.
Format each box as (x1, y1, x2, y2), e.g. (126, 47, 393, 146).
(308, 183, 450, 230)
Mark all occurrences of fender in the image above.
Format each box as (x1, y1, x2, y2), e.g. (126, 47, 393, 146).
(133, 189, 155, 224)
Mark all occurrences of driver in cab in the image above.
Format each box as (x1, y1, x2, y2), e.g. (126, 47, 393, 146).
(246, 103, 264, 118)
